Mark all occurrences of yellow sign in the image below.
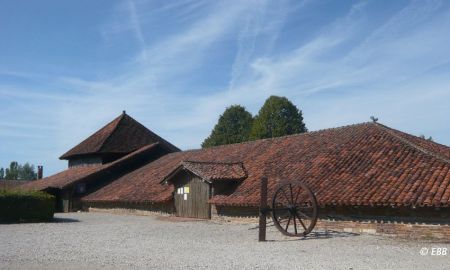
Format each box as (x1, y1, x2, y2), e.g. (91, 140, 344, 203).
(184, 186, 190, 194)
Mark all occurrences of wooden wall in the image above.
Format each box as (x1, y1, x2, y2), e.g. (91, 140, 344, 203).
(173, 171, 211, 219)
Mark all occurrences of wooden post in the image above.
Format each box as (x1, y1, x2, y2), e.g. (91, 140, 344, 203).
(259, 176, 268, 242)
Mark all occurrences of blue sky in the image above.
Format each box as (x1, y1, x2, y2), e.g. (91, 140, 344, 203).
(1, 0, 449, 176)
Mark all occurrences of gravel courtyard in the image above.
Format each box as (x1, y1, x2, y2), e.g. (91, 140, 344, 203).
(0, 212, 448, 270)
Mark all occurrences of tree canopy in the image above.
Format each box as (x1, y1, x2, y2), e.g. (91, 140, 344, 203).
(201, 96, 307, 147)
(250, 96, 307, 140)
(202, 105, 253, 148)
(0, 161, 37, 180)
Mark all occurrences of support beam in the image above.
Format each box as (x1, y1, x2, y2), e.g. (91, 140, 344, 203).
(259, 176, 268, 242)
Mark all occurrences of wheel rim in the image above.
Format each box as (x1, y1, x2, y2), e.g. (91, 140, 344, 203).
(271, 181, 318, 237)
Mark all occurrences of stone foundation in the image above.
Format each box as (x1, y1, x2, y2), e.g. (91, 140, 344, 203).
(211, 205, 450, 240)
(315, 219, 450, 240)
(84, 201, 175, 216)
(88, 207, 173, 217)
(211, 205, 259, 223)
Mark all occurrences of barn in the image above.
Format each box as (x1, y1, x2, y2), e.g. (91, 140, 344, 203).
(82, 121, 450, 231)
(21, 112, 179, 212)
(23, 112, 450, 238)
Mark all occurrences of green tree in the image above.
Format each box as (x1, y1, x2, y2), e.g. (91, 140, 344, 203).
(18, 163, 37, 180)
(5, 161, 20, 180)
(3, 161, 37, 180)
(250, 96, 307, 140)
(419, 134, 434, 141)
(202, 105, 253, 148)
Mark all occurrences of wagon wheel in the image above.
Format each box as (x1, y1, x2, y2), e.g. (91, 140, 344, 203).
(271, 181, 318, 237)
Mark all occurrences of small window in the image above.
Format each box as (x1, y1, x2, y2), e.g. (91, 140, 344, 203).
(177, 186, 189, 195)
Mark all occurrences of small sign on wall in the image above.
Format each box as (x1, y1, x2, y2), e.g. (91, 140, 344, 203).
(183, 193, 188, 200)
(184, 186, 190, 194)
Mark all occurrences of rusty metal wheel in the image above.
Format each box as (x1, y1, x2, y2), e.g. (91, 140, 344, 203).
(271, 181, 318, 237)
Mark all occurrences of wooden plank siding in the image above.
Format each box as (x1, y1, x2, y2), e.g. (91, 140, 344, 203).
(174, 172, 211, 219)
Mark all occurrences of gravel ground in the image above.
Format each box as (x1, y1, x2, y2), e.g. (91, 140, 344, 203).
(0, 212, 449, 270)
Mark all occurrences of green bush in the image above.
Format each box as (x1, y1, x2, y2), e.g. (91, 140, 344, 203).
(0, 190, 55, 223)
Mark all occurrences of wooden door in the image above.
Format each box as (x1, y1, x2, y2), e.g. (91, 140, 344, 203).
(174, 175, 211, 219)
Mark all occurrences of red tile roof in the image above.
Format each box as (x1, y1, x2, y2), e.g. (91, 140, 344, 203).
(60, 112, 179, 159)
(83, 122, 450, 208)
(163, 161, 248, 183)
(379, 124, 450, 160)
(21, 143, 160, 191)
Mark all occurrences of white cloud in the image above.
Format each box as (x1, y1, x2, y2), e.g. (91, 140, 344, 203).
(2, 0, 450, 174)
(126, 0, 147, 60)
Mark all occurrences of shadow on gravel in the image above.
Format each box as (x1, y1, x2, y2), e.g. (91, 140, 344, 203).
(265, 231, 360, 242)
(1, 217, 80, 224)
(52, 217, 80, 223)
(302, 230, 360, 240)
(156, 216, 207, 222)
(249, 222, 360, 242)
(262, 231, 360, 242)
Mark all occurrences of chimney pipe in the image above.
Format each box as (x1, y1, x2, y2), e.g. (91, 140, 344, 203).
(37, 166, 43, 179)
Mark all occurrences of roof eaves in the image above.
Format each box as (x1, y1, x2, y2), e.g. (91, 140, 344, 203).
(160, 164, 184, 184)
(62, 143, 160, 189)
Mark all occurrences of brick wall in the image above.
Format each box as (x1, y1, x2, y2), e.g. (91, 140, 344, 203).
(211, 205, 450, 240)
(315, 219, 450, 240)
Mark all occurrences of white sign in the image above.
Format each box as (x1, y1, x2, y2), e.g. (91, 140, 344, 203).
(183, 193, 188, 200)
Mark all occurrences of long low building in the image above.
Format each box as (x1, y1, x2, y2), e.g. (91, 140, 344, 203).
(82, 121, 450, 217)
(24, 113, 450, 239)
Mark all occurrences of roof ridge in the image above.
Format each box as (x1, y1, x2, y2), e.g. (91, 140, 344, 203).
(168, 121, 449, 163)
(97, 113, 126, 152)
(374, 123, 450, 163)
(188, 122, 374, 151)
(182, 160, 243, 165)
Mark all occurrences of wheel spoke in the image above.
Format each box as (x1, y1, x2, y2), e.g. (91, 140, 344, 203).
(293, 213, 298, 235)
(284, 214, 292, 231)
(281, 189, 292, 205)
(295, 212, 308, 231)
(293, 186, 301, 205)
(289, 184, 295, 205)
(297, 210, 312, 220)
